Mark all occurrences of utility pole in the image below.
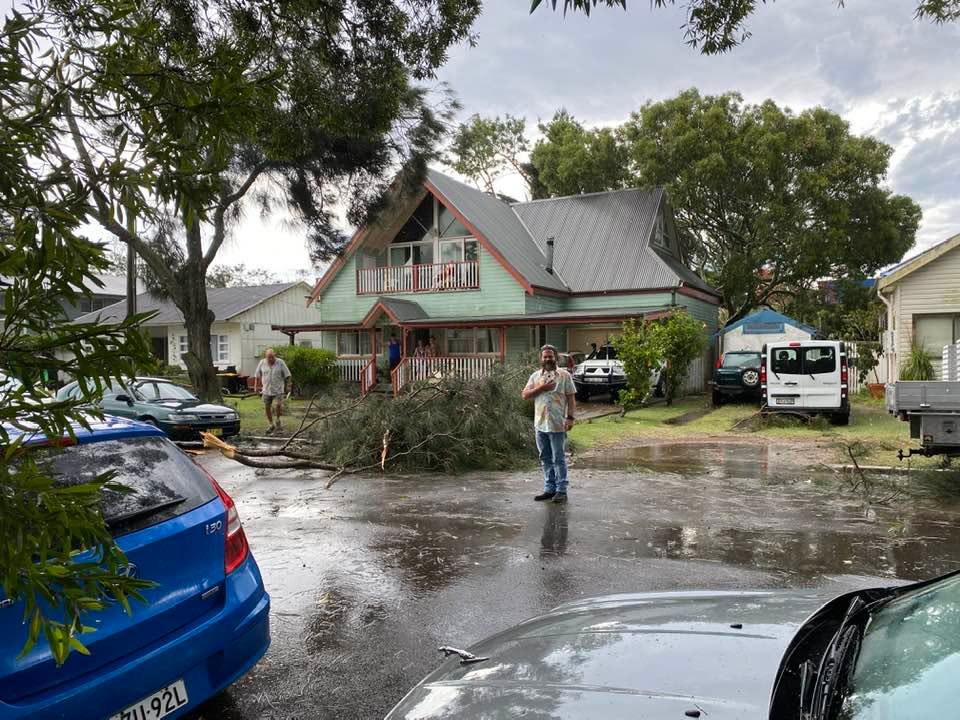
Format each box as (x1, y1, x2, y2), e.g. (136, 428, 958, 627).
(125, 205, 137, 319)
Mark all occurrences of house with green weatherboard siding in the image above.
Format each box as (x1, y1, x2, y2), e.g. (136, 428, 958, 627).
(275, 169, 720, 394)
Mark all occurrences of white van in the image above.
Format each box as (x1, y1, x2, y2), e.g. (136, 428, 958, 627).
(761, 340, 850, 425)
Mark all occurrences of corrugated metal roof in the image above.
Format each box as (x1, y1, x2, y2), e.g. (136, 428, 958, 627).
(73, 282, 303, 326)
(512, 188, 713, 294)
(376, 297, 428, 322)
(427, 170, 569, 292)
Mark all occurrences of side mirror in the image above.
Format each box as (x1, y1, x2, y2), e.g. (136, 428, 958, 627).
(114, 394, 134, 406)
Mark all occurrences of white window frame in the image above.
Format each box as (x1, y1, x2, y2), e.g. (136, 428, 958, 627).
(178, 335, 188, 356)
(445, 327, 500, 356)
(337, 330, 373, 357)
(211, 334, 230, 363)
(380, 198, 478, 269)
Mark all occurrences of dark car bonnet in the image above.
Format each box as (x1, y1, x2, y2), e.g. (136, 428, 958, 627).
(386, 590, 825, 719)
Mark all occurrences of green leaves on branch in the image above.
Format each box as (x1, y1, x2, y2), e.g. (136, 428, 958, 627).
(529, 111, 630, 198)
(530, 0, 960, 54)
(1, 8, 156, 666)
(447, 114, 532, 197)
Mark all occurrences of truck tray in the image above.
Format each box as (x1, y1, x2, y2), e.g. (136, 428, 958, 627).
(887, 381, 960, 414)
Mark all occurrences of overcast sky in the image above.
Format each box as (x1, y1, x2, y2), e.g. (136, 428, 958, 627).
(173, 1, 960, 277)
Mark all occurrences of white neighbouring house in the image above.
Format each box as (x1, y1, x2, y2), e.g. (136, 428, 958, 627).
(877, 233, 960, 382)
(72, 281, 321, 376)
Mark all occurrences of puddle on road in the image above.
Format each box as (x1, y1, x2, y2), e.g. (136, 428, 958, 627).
(578, 442, 778, 478)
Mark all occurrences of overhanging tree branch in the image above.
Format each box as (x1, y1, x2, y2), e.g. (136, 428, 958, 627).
(203, 162, 271, 269)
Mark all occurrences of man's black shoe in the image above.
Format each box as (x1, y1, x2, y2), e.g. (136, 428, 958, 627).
(534, 492, 556, 501)
(551, 492, 568, 504)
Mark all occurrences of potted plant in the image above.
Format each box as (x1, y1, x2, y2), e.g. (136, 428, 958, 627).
(900, 342, 936, 381)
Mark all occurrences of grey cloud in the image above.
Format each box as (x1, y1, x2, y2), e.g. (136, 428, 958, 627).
(816, 31, 882, 98)
(870, 93, 960, 146)
(892, 127, 960, 204)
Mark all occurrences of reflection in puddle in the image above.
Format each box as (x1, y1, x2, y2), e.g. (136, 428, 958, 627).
(579, 442, 773, 477)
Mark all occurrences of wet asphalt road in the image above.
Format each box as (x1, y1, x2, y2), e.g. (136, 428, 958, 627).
(187, 442, 960, 719)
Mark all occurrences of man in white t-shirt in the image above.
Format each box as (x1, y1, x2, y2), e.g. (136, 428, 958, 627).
(254, 348, 291, 433)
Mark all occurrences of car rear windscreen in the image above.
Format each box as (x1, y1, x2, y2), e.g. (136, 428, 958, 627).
(722, 353, 760, 368)
(39, 436, 217, 536)
(770, 346, 837, 375)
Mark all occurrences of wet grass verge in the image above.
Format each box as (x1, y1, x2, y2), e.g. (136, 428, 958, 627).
(569, 394, 937, 469)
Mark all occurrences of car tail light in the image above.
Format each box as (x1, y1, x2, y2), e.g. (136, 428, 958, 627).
(760, 356, 767, 404)
(840, 354, 849, 400)
(789, 342, 801, 347)
(207, 474, 250, 574)
(715, 354, 724, 369)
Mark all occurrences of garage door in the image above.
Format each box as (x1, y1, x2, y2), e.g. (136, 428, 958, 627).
(567, 326, 621, 354)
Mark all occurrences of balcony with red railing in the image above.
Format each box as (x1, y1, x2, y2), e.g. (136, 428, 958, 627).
(356, 261, 479, 296)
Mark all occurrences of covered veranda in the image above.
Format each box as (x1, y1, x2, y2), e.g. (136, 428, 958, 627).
(273, 299, 674, 395)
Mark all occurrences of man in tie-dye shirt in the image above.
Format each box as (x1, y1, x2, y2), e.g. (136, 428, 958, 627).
(522, 345, 577, 504)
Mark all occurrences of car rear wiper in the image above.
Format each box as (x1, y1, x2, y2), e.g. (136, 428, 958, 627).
(105, 496, 187, 529)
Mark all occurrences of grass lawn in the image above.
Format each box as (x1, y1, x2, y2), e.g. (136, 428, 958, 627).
(569, 393, 933, 467)
(224, 395, 317, 436)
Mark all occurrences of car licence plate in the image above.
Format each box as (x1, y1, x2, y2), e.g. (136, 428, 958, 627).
(775, 397, 796, 405)
(584, 377, 606, 383)
(110, 679, 188, 720)
(207, 427, 223, 436)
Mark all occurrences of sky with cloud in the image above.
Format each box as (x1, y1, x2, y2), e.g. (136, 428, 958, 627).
(208, 1, 960, 276)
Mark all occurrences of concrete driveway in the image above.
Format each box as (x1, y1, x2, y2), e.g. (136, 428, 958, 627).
(187, 444, 960, 719)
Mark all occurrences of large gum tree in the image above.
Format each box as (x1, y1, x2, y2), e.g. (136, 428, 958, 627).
(46, 0, 480, 400)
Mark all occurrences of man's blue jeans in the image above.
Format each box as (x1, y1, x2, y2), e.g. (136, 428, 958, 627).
(536, 431, 568, 494)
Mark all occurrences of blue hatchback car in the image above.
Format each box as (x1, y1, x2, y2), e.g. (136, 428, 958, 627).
(0, 417, 270, 720)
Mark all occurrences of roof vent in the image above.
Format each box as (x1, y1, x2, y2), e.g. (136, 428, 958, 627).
(545, 237, 555, 275)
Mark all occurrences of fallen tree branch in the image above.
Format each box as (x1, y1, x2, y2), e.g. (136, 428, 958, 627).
(324, 430, 464, 489)
(201, 432, 341, 471)
(279, 392, 371, 451)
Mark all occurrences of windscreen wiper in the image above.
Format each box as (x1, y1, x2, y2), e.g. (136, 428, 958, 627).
(105, 496, 187, 529)
(808, 595, 893, 720)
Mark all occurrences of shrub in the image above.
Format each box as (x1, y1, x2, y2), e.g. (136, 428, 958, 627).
(899, 342, 935, 381)
(614, 319, 657, 408)
(615, 311, 707, 407)
(274, 345, 338, 396)
(852, 341, 882, 385)
(650, 311, 707, 405)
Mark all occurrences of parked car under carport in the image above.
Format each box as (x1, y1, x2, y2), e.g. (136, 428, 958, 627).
(711, 350, 762, 406)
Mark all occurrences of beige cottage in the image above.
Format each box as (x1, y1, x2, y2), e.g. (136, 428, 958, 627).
(877, 233, 960, 381)
(72, 281, 321, 376)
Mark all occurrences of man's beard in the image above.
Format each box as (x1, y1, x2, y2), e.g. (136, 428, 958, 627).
(542, 360, 557, 371)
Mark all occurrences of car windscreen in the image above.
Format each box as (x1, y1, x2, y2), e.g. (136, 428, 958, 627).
(153, 382, 198, 401)
(838, 573, 960, 719)
(38, 436, 217, 536)
(597, 346, 618, 360)
(722, 353, 760, 368)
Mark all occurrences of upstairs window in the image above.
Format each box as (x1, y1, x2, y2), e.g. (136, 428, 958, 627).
(438, 204, 470, 238)
(393, 196, 434, 245)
